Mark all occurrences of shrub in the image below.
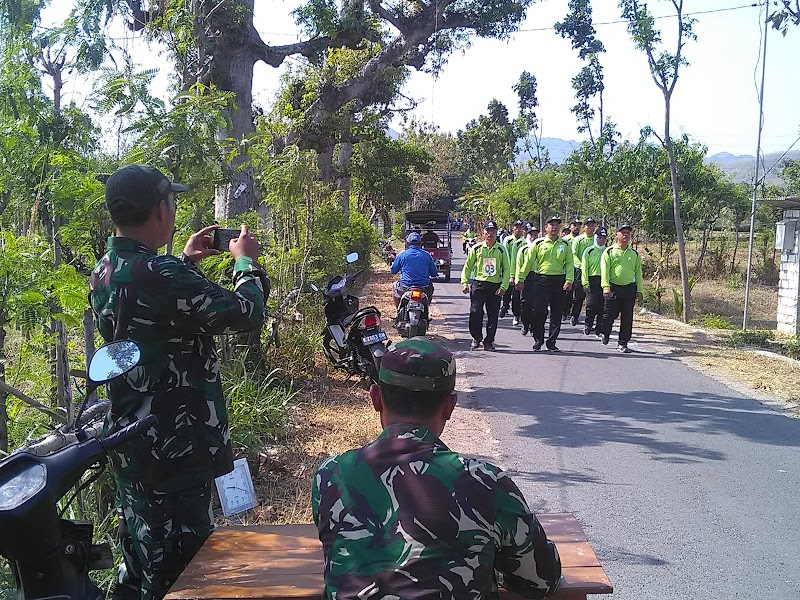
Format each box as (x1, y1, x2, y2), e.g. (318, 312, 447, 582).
(222, 358, 298, 456)
(725, 329, 772, 348)
(700, 313, 735, 329)
(727, 272, 744, 290)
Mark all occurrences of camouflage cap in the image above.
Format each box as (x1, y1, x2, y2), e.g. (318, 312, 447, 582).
(378, 337, 456, 392)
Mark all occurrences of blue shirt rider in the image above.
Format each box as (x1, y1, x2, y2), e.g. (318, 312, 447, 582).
(391, 232, 438, 308)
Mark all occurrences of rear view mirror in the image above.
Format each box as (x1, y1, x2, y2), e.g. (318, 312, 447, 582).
(346, 252, 359, 264)
(88, 340, 141, 384)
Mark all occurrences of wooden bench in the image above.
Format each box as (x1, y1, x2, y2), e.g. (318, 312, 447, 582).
(165, 513, 613, 600)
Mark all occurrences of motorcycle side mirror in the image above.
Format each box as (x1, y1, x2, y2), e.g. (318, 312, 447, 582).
(72, 340, 142, 431)
(88, 340, 142, 385)
(345, 252, 359, 264)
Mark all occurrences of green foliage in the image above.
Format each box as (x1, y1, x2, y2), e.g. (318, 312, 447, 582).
(727, 272, 744, 290)
(725, 329, 772, 348)
(698, 313, 734, 330)
(351, 136, 432, 215)
(222, 360, 297, 455)
(457, 99, 516, 184)
(671, 274, 697, 317)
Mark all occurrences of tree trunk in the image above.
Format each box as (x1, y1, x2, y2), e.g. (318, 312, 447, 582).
(730, 227, 740, 274)
(664, 113, 691, 322)
(83, 309, 98, 405)
(696, 227, 709, 272)
(211, 0, 259, 219)
(336, 141, 353, 215)
(0, 325, 8, 453)
(317, 143, 336, 187)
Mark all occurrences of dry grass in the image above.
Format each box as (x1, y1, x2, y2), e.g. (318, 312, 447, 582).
(648, 276, 777, 329)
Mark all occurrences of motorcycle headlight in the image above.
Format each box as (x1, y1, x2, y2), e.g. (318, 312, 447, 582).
(0, 463, 46, 510)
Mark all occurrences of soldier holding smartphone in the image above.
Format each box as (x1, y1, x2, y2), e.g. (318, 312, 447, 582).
(90, 164, 268, 600)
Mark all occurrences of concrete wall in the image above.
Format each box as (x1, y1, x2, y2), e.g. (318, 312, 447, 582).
(777, 209, 800, 334)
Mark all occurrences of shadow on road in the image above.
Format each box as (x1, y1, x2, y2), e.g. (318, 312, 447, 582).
(471, 386, 800, 463)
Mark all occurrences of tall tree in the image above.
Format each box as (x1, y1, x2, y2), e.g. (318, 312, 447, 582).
(620, 0, 696, 322)
(458, 99, 517, 185)
(513, 70, 549, 170)
(75, 0, 535, 218)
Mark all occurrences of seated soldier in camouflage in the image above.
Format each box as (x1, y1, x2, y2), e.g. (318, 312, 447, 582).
(312, 338, 561, 599)
(90, 164, 268, 600)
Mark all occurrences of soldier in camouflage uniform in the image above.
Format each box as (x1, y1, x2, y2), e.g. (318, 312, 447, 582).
(89, 164, 267, 600)
(312, 337, 561, 599)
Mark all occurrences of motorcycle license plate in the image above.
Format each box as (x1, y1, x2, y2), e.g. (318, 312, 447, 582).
(362, 331, 388, 345)
(408, 301, 423, 310)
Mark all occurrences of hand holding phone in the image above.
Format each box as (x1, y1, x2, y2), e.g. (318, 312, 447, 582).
(212, 228, 242, 251)
(182, 225, 222, 264)
(228, 224, 260, 261)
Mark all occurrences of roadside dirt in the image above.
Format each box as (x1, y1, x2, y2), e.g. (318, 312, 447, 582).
(228, 263, 798, 526)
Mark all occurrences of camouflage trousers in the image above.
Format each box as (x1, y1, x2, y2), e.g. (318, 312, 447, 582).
(111, 477, 214, 600)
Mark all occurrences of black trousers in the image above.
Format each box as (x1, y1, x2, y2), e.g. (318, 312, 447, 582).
(501, 284, 522, 317)
(568, 267, 586, 319)
(600, 282, 637, 344)
(469, 281, 502, 344)
(520, 273, 536, 331)
(527, 273, 566, 347)
(584, 275, 603, 332)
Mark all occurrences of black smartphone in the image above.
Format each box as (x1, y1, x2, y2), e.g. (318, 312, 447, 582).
(212, 228, 241, 251)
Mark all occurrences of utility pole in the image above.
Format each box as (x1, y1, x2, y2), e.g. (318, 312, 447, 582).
(743, 1, 770, 330)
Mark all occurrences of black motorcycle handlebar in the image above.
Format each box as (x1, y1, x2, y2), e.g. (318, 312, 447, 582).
(100, 415, 157, 451)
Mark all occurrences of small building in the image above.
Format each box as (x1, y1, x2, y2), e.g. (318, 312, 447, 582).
(763, 196, 800, 334)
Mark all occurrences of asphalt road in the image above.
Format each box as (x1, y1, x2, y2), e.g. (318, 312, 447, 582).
(435, 246, 800, 600)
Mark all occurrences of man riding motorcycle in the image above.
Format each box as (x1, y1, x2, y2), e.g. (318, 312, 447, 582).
(461, 227, 477, 253)
(390, 232, 438, 309)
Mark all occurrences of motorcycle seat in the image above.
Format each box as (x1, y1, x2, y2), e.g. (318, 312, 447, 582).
(343, 306, 382, 327)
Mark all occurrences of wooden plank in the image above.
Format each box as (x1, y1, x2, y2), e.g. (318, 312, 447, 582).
(560, 567, 614, 594)
(166, 573, 322, 600)
(555, 542, 602, 569)
(167, 515, 614, 599)
(537, 513, 590, 543)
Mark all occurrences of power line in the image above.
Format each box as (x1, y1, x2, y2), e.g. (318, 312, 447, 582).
(518, 3, 759, 33)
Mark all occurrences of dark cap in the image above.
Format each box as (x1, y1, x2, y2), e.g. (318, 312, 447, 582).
(484, 220, 498, 229)
(546, 215, 561, 224)
(525, 222, 538, 232)
(570, 216, 581, 225)
(617, 223, 632, 232)
(406, 231, 421, 244)
(596, 227, 608, 237)
(584, 217, 596, 224)
(105, 164, 188, 217)
(512, 219, 524, 226)
(378, 338, 456, 392)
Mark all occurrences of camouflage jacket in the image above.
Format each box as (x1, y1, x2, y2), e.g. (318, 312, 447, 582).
(312, 424, 561, 600)
(89, 237, 267, 492)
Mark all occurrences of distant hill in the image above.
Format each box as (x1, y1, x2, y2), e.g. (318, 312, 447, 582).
(512, 135, 798, 187)
(515, 137, 581, 165)
(705, 150, 800, 186)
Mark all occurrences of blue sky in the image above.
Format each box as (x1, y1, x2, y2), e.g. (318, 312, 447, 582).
(252, 0, 800, 157)
(44, 1, 800, 157)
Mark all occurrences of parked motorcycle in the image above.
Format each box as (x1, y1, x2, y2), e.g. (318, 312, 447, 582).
(0, 340, 154, 600)
(313, 253, 389, 383)
(395, 287, 431, 338)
